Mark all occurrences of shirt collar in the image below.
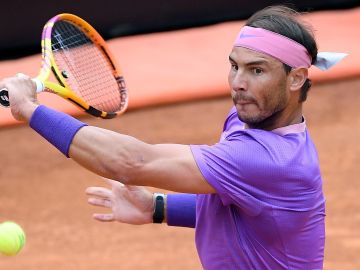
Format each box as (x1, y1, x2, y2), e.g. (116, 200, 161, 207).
(271, 118, 306, 136)
(229, 107, 306, 136)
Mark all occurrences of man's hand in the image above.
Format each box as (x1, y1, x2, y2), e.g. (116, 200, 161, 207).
(0, 74, 39, 122)
(86, 178, 155, 225)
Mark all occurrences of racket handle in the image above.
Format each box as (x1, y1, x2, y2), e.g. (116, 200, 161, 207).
(0, 79, 44, 107)
(33, 78, 44, 93)
(0, 88, 10, 107)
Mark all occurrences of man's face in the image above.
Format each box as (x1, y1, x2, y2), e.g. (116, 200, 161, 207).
(228, 47, 291, 126)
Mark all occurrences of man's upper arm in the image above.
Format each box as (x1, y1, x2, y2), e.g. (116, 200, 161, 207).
(133, 143, 216, 194)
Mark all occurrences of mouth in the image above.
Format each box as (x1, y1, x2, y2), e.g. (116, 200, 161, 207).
(237, 100, 253, 105)
(232, 93, 256, 105)
(233, 97, 256, 106)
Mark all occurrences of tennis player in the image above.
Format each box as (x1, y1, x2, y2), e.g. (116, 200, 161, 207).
(1, 5, 347, 269)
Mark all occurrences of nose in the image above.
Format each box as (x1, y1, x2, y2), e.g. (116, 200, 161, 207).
(229, 69, 248, 92)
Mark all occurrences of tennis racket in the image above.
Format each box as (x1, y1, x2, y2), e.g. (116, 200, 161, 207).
(0, 13, 128, 119)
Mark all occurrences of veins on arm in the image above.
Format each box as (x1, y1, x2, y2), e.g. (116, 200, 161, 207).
(69, 126, 216, 194)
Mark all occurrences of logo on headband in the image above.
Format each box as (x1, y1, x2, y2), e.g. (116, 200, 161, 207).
(239, 33, 259, 39)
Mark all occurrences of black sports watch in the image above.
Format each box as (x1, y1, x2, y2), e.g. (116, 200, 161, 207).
(153, 193, 165, 223)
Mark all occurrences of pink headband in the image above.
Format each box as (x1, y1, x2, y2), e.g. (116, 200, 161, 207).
(234, 26, 312, 68)
(233, 26, 347, 70)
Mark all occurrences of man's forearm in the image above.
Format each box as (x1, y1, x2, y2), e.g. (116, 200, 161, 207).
(69, 125, 148, 182)
(29, 105, 149, 182)
(29, 105, 215, 194)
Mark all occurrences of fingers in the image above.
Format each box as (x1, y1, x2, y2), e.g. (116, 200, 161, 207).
(15, 73, 43, 92)
(88, 197, 112, 208)
(93, 213, 115, 222)
(86, 187, 113, 208)
(86, 186, 115, 222)
(86, 186, 113, 206)
(16, 73, 30, 79)
(86, 186, 112, 198)
(1, 73, 30, 84)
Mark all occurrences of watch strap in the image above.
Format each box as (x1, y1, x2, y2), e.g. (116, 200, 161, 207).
(153, 193, 165, 223)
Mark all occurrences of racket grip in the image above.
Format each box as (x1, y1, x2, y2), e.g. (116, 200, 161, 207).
(0, 79, 43, 107)
(33, 78, 44, 93)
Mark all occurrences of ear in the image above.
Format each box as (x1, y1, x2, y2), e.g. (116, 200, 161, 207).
(288, 68, 308, 92)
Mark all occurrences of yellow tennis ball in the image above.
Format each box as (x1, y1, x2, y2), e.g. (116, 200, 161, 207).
(0, 221, 26, 256)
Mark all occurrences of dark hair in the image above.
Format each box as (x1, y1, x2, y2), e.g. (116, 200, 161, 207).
(246, 6, 318, 102)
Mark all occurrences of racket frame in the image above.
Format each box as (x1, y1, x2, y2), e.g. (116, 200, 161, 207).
(37, 13, 128, 119)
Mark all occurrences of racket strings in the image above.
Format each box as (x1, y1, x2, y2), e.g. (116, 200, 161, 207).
(52, 33, 89, 49)
(50, 21, 123, 112)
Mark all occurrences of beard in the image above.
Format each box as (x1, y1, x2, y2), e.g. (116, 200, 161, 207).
(232, 85, 289, 128)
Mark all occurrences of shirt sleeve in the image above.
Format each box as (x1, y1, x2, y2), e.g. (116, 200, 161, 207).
(166, 193, 196, 228)
(190, 130, 307, 215)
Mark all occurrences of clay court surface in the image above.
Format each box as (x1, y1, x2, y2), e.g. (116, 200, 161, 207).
(0, 78, 359, 269)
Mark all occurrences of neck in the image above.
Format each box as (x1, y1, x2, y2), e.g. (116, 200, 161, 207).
(245, 104, 303, 131)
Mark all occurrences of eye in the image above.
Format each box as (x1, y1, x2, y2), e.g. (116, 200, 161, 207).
(253, 67, 263, 75)
(231, 64, 238, 71)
